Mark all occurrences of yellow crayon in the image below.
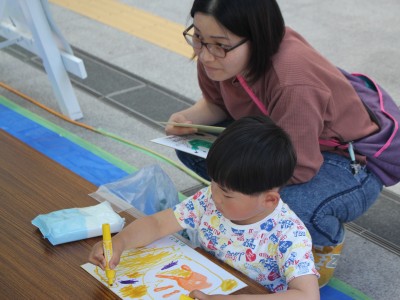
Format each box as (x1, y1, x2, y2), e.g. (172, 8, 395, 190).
(102, 223, 116, 286)
(179, 295, 193, 300)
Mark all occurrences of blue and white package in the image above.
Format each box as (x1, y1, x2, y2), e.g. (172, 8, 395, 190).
(32, 201, 125, 245)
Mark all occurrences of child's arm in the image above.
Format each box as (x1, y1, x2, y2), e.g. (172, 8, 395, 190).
(88, 208, 183, 269)
(189, 274, 320, 300)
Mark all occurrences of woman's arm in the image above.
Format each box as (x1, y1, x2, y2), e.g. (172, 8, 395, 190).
(165, 97, 228, 135)
(88, 208, 183, 269)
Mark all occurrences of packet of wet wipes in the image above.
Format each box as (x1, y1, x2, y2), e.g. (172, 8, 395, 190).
(32, 201, 125, 245)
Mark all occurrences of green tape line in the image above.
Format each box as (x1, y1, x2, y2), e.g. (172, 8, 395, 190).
(328, 277, 372, 300)
(0, 95, 136, 173)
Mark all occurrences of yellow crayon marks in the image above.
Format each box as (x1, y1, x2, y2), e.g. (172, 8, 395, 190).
(94, 266, 115, 287)
(119, 247, 171, 270)
(159, 266, 191, 278)
(120, 284, 147, 298)
(126, 271, 142, 279)
(221, 279, 238, 292)
(49, 0, 193, 58)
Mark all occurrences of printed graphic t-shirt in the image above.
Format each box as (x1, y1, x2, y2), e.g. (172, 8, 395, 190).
(173, 186, 319, 292)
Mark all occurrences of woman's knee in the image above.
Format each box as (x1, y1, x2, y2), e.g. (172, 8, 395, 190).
(280, 161, 382, 245)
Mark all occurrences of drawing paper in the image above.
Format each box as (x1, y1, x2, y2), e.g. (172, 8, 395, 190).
(82, 235, 246, 299)
(151, 133, 217, 158)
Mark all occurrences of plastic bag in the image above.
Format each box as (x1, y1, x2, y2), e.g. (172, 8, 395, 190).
(89, 165, 179, 215)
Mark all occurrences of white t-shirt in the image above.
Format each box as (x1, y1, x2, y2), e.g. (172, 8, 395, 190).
(173, 186, 319, 292)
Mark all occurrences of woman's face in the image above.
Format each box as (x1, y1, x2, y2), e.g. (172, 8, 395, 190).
(193, 13, 250, 81)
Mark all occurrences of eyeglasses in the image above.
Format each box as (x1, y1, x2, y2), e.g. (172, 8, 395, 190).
(183, 24, 248, 58)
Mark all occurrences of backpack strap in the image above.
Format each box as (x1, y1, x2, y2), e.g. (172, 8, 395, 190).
(237, 75, 269, 115)
(238, 75, 361, 174)
(318, 139, 348, 149)
(238, 72, 399, 181)
(237, 74, 346, 148)
(237, 73, 397, 157)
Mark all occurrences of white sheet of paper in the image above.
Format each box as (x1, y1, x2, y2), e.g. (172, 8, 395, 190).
(151, 133, 217, 158)
(82, 235, 247, 299)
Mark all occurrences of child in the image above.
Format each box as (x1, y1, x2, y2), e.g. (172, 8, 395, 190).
(89, 116, 320, 299)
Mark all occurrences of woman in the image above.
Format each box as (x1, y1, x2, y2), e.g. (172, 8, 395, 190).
(165, 0, 382, 287)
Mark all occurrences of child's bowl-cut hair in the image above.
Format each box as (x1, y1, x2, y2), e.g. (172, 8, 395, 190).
(206, 116, 296, 195)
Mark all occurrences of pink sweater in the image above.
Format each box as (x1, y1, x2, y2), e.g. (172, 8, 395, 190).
(198, 27, 378, 184)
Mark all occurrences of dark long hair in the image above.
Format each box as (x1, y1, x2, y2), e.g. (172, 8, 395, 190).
(190, 0, 285, 83)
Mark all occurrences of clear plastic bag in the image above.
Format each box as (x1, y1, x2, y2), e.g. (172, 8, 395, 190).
(89, 165, 179, 215)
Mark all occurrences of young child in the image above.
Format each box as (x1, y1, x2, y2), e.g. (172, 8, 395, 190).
(89, 116, 320, 299)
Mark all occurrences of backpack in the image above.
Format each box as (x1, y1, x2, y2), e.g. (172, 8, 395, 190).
(237, 70, 400, 186)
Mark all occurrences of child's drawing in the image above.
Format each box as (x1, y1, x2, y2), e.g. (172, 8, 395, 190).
(82, 235, 246, 299)
(151, 133, 217, 158)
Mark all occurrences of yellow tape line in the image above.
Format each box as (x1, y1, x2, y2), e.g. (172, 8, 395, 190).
(49, 0, 193, 58)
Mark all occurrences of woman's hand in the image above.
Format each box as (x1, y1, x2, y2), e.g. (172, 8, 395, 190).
(165, 98, 228, 136)
(165, 113, 198, 136)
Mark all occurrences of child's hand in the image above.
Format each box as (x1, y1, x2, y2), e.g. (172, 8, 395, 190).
(88, 241, 107, 269)
(189, 290, 224, 300)
(189, 290, 208, 300)
(88, 239, 124, 270)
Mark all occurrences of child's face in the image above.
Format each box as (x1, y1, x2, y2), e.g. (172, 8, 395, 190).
(192, 13, 250, 82)
(210, 181, 275, 225)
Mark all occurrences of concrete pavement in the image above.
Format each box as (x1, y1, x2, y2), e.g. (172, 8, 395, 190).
(1, 1, 400, 298)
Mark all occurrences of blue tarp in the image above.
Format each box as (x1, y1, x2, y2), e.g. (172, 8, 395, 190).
(0, 103, 128, 186)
